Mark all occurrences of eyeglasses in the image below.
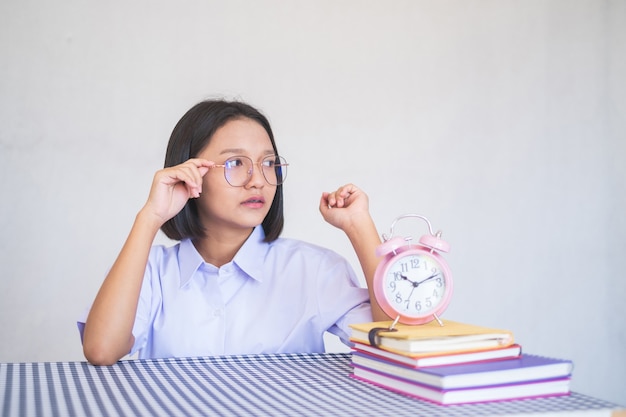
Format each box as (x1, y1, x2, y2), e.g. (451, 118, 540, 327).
(213, 155, 289, 187)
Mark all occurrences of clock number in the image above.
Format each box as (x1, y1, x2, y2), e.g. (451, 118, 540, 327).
(414, 300, 422, 311)
(393, 271, 402, 281)
(388, 281, 397, 292)
(410, 258, 420, 269)
(425, 297, 432, 308)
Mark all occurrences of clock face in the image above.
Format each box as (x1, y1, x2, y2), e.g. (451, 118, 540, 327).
(381, 251, 449, 319)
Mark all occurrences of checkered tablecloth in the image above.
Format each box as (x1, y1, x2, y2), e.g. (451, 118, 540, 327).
(0, 352, 622, 416)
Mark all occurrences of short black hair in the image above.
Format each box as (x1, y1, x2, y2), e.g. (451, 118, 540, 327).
(160, 99, 284, 242)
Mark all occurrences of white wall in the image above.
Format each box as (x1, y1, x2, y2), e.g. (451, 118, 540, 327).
(1, 0, 624, 405)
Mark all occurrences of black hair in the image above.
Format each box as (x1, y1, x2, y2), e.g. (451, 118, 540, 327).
(160, 99, 284, 242)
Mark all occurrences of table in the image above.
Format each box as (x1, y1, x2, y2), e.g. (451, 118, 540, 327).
(1, 352, 624, 416)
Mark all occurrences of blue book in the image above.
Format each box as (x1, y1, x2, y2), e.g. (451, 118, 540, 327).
(351, 352, 573, 389)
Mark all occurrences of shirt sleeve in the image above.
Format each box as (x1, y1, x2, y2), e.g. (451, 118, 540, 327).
(76, 306, 90, 344)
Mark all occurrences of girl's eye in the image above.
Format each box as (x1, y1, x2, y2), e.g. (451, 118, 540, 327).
(225, 158, 245, 168)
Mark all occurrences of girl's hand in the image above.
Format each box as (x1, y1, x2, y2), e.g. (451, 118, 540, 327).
(142, 158, 214, 225)
(319, 183, 371, 232)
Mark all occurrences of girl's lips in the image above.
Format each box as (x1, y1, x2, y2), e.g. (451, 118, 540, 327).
(241, 197, 266, 208)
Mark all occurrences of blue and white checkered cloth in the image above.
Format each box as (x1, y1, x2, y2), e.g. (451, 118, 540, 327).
(0, 352, 622, 416)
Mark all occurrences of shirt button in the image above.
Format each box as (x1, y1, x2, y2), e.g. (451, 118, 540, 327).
(218, 267, 231, 281)
(214, 309, 224, 317)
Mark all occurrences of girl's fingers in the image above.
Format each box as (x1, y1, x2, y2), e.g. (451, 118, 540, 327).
(159, 159, 214, 195)
(179, 159, 211, 186)
(325, 184, 357, 208)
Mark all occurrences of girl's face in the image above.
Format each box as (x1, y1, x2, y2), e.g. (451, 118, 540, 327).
(195, 117, 278, 237)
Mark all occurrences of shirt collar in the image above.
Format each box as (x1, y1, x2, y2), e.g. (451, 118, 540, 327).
(178, 226, 268, 287)
(233, 226, 267, 283)
(178, 239, 204, 288)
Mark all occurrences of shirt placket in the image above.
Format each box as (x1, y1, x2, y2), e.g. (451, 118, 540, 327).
(199, 263, 227, 355)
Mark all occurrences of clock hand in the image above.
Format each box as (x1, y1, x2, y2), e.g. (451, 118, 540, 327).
(400, 274, 417, 285)
(405, 286, 416, 305)
(416, 273, 439, 285)
(402, 273, 439, 287)
(399, 274, 418, 308)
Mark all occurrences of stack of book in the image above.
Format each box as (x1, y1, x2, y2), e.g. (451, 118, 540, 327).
(349, 320, 573, 405)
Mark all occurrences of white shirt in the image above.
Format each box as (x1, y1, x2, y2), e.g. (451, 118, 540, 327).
(83, 226, 372, 359)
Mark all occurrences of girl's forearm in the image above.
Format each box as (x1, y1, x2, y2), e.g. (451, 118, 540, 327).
(343, 213, 390, 322)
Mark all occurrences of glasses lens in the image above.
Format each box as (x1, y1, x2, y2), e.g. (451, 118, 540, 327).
(261, 155, 288, 186)
(223, 156, 252, 186)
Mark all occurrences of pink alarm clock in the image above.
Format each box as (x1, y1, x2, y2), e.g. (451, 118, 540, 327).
(373, 214, 453, 325)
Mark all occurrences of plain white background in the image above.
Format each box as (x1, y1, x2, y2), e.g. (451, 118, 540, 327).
(1, 0, 624, 405)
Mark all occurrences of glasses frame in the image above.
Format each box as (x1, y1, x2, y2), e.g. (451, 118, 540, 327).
(213, 155, 289, 187)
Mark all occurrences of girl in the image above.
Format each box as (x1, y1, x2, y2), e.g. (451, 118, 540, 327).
(80, 99, 389, 365)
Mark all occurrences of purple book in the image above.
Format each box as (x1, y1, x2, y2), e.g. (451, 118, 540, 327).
(351, 353, 573, 389)
(351, 365, 571, 405)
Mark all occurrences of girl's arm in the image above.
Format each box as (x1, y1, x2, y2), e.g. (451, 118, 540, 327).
(82, 159, 212, 365)
(319, 184, 391, 322)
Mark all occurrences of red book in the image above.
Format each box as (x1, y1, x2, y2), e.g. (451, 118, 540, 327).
(352, 342, 522, 368)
